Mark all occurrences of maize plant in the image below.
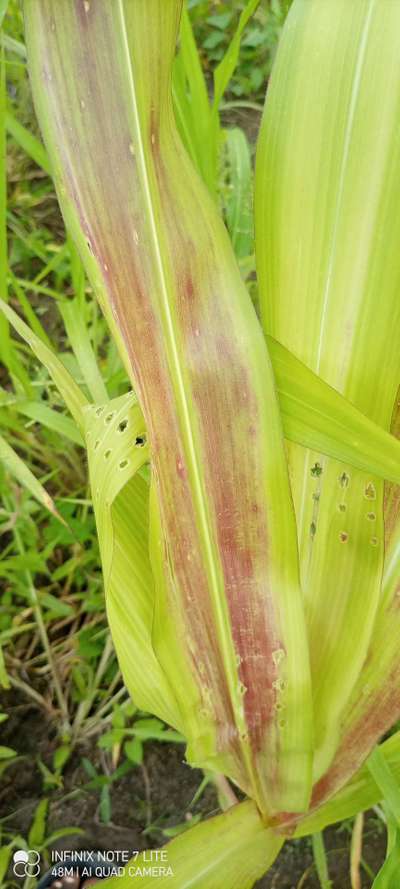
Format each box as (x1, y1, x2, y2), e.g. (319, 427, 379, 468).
(3, 0, 400, 884)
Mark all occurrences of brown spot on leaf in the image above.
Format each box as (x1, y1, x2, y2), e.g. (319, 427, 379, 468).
(176, 456, 186, 479)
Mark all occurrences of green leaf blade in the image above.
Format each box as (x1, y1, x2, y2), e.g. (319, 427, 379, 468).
(256, 0, 400, 793)
(100, 800, 282, 889)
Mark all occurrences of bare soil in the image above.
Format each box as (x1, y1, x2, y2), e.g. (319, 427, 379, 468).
(0, 692, 387, 888)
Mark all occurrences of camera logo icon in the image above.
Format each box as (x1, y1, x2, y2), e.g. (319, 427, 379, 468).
(13, 850, 41, 878)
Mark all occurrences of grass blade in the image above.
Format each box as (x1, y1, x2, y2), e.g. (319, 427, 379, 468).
(5, 110, 51, 174)
(0, 36, 9, 363)
(0, 3, 9, 27)
(212, 0, 260, 113)
(224, 128, 253, 259)
(60, 298, 108, 404)
(16, 401, 83, 446)
(0, 298, 88, 431)
(0, 431, 64, 521)
(350, 813, 363, 889)
(311, 832, 332, 889)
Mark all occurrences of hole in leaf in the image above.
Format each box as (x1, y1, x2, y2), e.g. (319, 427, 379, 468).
(105, 412, 115, 424)
(272, 648, 285, 666)
(311, 462, 323, 477)
(95, 406, 104, 417)
(339, 472, 350, 488)
(273, 678, 288, 692)
(104, 449, 111, 460)
(118, 419, 128, 433)
(135, 435, 146, 448)
(119, 459, 129, 470)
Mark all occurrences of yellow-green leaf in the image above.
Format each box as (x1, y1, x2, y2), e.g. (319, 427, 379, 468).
(100, 800, 282, 889)
(256, 0, 400, 791)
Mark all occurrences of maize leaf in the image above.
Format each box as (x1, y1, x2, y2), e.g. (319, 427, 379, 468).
(269, 337, 400, 486)
(383, 396, 400, 598)
(172, 9, 213, 194)
(307, 395, 400, 814)
(367, 747, 400, 825)
(25, 0, 312, 814)
(100, 800, 283, 889)
(371, 834, 400, 889)
(148, 476, 215, 758)
(4, 291, 400, 487)
(83, 395, 181, 730)
(255, 0, 400, 785)
(293, 731, 400, 837)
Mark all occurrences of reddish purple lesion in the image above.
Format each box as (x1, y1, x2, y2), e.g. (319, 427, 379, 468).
(176, 455, 186, 479)
(75, 0, 91, 27)
(149, 105, 161, 153)
(389, 582, 400, 611)
(184, 274, 195, 302)
(384, 387, 400, 549)
(313, 661, 400, 812)
(193, 380, 281, 751)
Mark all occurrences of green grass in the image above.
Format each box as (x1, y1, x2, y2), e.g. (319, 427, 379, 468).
(188, 0, 291, 100)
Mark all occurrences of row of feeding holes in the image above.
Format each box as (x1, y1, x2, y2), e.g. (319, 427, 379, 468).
(92, 407, 146, 470)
